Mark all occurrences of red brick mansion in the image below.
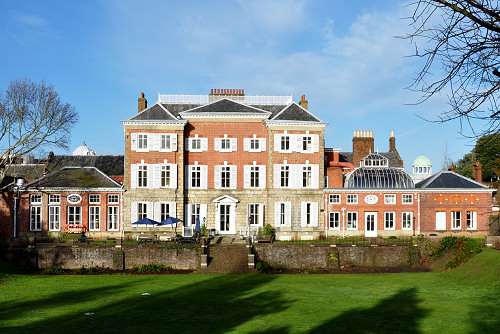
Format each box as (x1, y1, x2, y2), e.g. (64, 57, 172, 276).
(2, 89, 494, 240)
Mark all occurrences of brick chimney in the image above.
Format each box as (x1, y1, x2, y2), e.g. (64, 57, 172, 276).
(473, 161, 482, 183)
(449, 164, 456, 172)
(352, 130, 374, 167)
(299, 94, 308, 110)
(388, 130, 404, 166)
(209, 89, 245, 102)
(138, 92, 147, 113)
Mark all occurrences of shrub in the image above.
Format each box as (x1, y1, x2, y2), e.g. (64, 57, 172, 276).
(444, 237, 482, 269)
(132, 264, 170, 273)
(431, 236, 482, 269)
(45, 265, 65, 274)
(263, 224, 276, 239)
(74, 266, 98, 274)
(256, 261, 272, 273)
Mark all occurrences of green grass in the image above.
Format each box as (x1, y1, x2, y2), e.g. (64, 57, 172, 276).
(1, 249, 499, 333)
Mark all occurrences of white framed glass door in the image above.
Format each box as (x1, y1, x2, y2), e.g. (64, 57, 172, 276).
(364, 212, 377, 237)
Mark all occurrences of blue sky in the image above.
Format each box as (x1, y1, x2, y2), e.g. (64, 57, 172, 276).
(0, 0, 484, 172)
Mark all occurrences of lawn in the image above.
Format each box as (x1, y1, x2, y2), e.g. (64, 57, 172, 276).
(0, 249, 499, 333)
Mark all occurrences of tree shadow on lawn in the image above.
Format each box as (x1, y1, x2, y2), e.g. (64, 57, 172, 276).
(0, 279, 148, 326)
(467, 287, 500, 332)
(1, 275, 290, 334)
(308, 287, 428, 334)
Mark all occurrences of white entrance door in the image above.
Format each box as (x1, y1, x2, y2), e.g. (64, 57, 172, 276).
(364, 212, 377, 237)
(435, 211, 446, 230)
(214, 195, 238, 235)
(219, 204, 231, 232)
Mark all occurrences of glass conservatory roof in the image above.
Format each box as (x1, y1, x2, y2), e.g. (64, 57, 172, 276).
(345, 167, 415, 189)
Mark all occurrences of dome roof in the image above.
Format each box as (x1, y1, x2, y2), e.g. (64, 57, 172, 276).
(73, 141, 96, 156)
(413, 154, 432, 167)
(345, 167, 414, 189)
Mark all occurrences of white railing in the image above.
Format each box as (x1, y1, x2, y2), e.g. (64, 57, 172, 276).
(158, 94, 209, 104)
(158, 94, 293, 105)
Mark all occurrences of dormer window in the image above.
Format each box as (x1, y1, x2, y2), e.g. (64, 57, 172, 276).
(360, 153, 389, 168)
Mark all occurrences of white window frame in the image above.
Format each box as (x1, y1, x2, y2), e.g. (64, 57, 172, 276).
(67, 206, 82, 225)
(137, 164, 148, 188)
(274, 202, 291, 227)
(346, 211, 358, 230)
(244, 136, 266, 152)
(302, 165, 312, 188)
(384, 211, 395, 230)
(161, 165, 172, 188)
(280, 165, 290, 188)
(346, 194, 358, 204)
(384, 194, 396, 204)
(89, 206, 100, 231)
(402, 194, 413, 204)
(107, 206, 119, 231)
(466, 211, 477, 230)
(30, 194, 42, 204)
(300, 202, 318, 227)
(49, 206, 60, 231)
(244, 165, 266, 189)
(248, 203, 264, 227)
(30, 206, 42, 231)
(451, 211, 461, 230)
(186, 165, 207, 189)
(160, 202, 171, 222)
(137, 133, 148, 152)
(186, 136, 208, 152)
(89, 194, 101, 204)
(48, 194, 60, 204)
(280, 135, 291, 152)
(329, 194, 341, 204)
(402, 212, 413, 230)
(191, 138, 201, 150)
(221, 166, 231, 189)
(108, 194, 119, 204)
(137, 202, 148, 220)
(329, 211, 340, 230)
(302, 135, 312, 152)
(250, 166, 260, 188)
(160, 133, 177, 152)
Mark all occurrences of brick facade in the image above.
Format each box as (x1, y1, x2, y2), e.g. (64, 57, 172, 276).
(122, 93, 327, 239)
(18, 190, 123, 239)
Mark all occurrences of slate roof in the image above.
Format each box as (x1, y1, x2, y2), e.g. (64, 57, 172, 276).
(180, 99, 270, 115)
(338, 152, 403, 168)
(5, 164, 46, 180)
(128, 104, 180, 121)
(46, 155, 124, 176)
(271, 103, 322, 122)
(252, 104, 287, 118)
(161, 104, 200, 118)
(416, 171, 489, 189)
(24, 167, 121, 189)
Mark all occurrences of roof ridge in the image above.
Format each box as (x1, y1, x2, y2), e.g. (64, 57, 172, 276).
(270, 101, 324, 123)
(179, 98, 271, 114)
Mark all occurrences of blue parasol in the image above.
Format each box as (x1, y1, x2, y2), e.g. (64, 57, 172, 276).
(158, 216, 183, 226)
(132, 218, 159, 225)
(195, 216, 201, 233)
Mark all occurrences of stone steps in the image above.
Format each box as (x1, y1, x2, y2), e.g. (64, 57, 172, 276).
(201, 244, 252, 274)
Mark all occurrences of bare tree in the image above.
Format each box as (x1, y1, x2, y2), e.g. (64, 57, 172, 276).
(404, 0, 500, 136)
(0, 78, 78, 188)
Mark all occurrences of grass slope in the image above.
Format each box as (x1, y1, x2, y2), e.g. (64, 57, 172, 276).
(0, 250, 499, 333)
